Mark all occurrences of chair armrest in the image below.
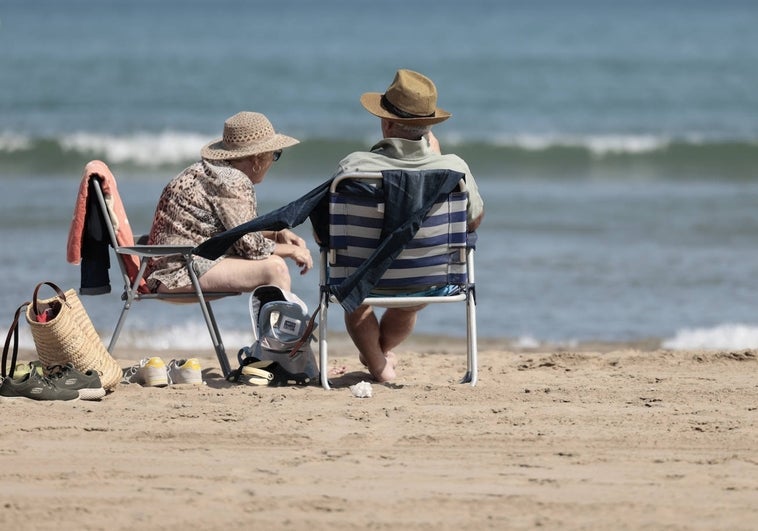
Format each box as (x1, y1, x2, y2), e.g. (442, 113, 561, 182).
(115, 245, 195, 258)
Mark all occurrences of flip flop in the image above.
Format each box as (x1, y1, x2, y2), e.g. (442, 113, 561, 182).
(241, 358, 311, 387)
(240, 366, 274, 386)
(227, 353, 273, 386)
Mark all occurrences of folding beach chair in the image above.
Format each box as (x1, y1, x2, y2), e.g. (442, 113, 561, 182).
(317, 170, 477, 389)
(72, 162, 239, 377)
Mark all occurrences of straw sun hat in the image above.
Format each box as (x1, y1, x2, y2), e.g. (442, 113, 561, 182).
(360, 69, 451, 126)
(201, 111, 299, 161)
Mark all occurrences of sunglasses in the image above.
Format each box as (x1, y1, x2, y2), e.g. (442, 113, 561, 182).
(272, 150, 283, 162)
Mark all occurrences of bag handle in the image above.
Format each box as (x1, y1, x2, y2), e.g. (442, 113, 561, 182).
(287, 307, 320, 359)
(2, 302, 30, 379)
(31, 281, 69, 318)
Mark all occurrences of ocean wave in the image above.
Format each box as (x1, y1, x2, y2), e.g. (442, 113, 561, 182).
(118, 323, 253, 353)
(1, 323, 254, 354)
(59, 131, 212, 167)
(0, 130, 211, 166)
(0, 132, 33, 152)
(5, 322, 757, 355)
(662, 323, 758, 350)
(489, 133, 671, 155)
(2, 130, 757, 179)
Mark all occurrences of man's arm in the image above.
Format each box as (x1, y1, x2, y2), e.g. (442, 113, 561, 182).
(468, 211, 484, 232)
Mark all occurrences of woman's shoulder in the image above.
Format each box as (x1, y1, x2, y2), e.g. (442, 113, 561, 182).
(160, 162, 204, 194)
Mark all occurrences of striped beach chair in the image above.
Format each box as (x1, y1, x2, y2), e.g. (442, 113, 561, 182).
(318, 170, 478, 389)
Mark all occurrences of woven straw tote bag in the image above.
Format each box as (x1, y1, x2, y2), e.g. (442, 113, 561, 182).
(25, 282, 121, 390)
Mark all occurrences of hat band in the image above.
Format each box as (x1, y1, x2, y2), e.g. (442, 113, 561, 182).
(380, 94, 435, 119)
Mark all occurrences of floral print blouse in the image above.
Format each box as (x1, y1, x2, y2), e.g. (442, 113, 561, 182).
(145, 159, 275, 290)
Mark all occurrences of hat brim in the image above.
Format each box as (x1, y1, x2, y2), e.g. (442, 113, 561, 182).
(200, 133, 299, 161)
(360, 92, 451, 126)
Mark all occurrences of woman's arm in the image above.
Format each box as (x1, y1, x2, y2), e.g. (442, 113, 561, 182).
(271, 230, 313, 274)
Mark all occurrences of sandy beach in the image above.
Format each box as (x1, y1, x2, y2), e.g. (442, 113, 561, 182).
(1, 334, 756, 530)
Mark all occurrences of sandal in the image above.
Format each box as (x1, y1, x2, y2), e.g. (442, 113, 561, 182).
(240, 357, 311, 387)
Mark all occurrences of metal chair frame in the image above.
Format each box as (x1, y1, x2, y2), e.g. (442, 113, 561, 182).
(317, 171, 478, 389)
(90, 177, 237, 377)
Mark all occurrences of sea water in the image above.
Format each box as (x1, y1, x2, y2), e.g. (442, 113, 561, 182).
(2, 0, 758, 351)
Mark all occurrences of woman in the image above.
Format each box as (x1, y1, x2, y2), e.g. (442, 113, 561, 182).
(145, 111, 312, 294)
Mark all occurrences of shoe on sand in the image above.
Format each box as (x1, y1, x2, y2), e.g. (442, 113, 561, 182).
(167, 358, 203, 385)
(46, 363, 106, 401)
(0, 369, 79, 401)
(122, 357, 168, 387)
(8, 361, 44, 381)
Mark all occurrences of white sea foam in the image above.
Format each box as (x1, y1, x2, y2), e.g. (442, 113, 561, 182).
(662, 323, 758, 350)
(5, 321, 756, 362)
(494, 133, 671, 156)
(0, 132, 32, 152)
(514, 335, 540, 349)
(59, 131, 212, 166)
(117, 323, 252, 352)
(0, 324, 253, 356)
(584, 135, 668, 156)
(511, 335, 580, 350)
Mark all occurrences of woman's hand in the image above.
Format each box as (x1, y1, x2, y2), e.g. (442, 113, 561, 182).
(274, 229, 307, 248)
(289, 245, 313, 275)
(271, 230, 313, 274)
(269, 229, 312, 273)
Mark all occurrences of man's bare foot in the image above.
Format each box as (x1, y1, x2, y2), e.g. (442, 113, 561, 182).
(368, 353, 397, 383)
(360, 351, 396, 370)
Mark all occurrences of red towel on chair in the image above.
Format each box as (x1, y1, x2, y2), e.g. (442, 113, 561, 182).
(67, 160, 148, 292)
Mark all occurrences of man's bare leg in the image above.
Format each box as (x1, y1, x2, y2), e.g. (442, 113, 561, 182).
(344, 304, 396, 382)
(345, 304, 425, 382)
(378, 306, 424, 353)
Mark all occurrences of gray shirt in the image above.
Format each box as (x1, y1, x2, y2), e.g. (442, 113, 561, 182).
(334, 136, 484, 225)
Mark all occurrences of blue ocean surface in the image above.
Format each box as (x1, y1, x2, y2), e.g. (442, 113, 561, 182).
(2, 0, 758, 352)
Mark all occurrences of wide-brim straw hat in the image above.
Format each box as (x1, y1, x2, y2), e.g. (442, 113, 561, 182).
(201, 111, 299, 161)
(360, 69, 451, 126)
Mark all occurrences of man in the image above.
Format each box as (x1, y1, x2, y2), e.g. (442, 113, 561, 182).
(334, 69, 485, 382)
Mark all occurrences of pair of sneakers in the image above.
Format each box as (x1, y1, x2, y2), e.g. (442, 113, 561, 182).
(0, 361, 106, 402)
(122, 357, 203, 387)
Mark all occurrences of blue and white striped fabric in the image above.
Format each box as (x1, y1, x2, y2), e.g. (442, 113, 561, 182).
(328, 186, 469, 292)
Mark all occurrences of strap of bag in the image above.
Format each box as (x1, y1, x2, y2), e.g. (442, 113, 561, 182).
(286, 306, 320, 359)
(31, 281, 70, 318)
(2, 302, 30, 379)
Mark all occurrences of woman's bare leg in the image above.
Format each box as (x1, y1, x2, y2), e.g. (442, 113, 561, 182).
(157, 255, 291, 293)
